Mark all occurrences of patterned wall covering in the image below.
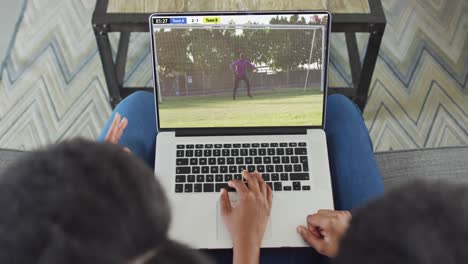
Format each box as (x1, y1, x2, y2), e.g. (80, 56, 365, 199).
(0, 0, 466, 151)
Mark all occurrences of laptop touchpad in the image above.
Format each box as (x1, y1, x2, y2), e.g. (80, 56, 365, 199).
(216, 199, 272, 240)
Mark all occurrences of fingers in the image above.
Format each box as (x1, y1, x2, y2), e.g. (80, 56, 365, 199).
(266, 181, 273, 206)
(254, 171, 267, 196)
(219, 189, 232, 216)
(307, 213, 329, 230)
(243, 170, 260, 193)
(297, 225, 324, 252)
(115, 117, 128, 141)
(105, 113, 121, 142)
(227, 180, 249, 195)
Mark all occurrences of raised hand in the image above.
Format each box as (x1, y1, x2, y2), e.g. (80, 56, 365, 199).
(297, 210, 352, 258)
(104, 113, 129, 152)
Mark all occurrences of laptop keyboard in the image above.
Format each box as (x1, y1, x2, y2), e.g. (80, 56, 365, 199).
(174, 142, 310, 193)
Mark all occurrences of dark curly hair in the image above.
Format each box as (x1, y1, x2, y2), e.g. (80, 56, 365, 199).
(0, 139, 211, 264)
(334, 180, 468, 264)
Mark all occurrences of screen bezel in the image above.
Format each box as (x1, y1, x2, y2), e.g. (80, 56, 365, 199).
(149, 11, 331, 135)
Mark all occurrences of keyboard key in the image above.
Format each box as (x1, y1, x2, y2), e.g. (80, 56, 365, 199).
(257, 165, 265, 173)
(262, 174, 270, 181)
(233, 144, 241, 148)
(220, 166, 228, 173)
(215, 174, 223, 182)
(225, 174, 233, 181)
(280, 173, 288, 181)
(184, 184, 193, 192)
(286, 148, 294, 155)
(238, 166, 246, 172)
(199, 158, 207, 165)
(208, 158, 216, 165)
(283, 186, 292, 191)
(303, 162, 309, 172)
(231, 149, 239, 156)
(223, 144, 232, 148)
(195, 144, 203, 149)
(252, 143, 260, 148)
(195, 150, 202, 157)
(177, 145, 184, 149)
(194, 183, 203, 192)
(177, 150, 184, 157)
(249, 149, 257, 156)
(295, 148, 307, 155)
(176, 158, 188, 166)
(282, 156, 290, 163)
(245, 157, 253, 164)
(240, 149, 248, 156)
(275, 165, 284, 172)
(285, 165, 293, 172)
(259, 149, 267, 156)
(206, 174, 214, 182)
(210, 166, 219, 173)
(274, 182, 282, 191)
(175, 175, 186, 183)
(236, 157, 244, 164)
(192, 167, 200, 174)
(273, 157, 281, 164)
(227, 158, 235, 164)
(222, 149, 230, 156)
(264, 157, 272, 164)
(242, 143, 251, 148)
(261, 143, 269, 147)
(205, 144, 213, 148)
(294, 164, 302, 172)
(216, 183, 235, 192)
(289, 142, 297, 147)
(254, 157, 262, 164)
(302, 185, 311, 191)
(280, 143, 288, 147)
(291, 156, 299, 163)
(227, 166, 236, 173)
(204, 150, 212, 156)
(215, 144, 222, 148)
(276, 148, 285, 155)
(187, 175, 195, 182)
(271, 143, 278, 147)
(300, 156, 308, 163)
(267, 148, 275, 155)
(190, 158, 198, 165)
(247, 165, 255, 172)
(290, 173, 309, 181)
(293, 181, 301, 190)
(204, 183, 214, 192)
(196, 175, 204, 182)
(266, 165, 274, 172)
(176, 167, 190, 174)
(271, 173, 280, 181)
(234, 174, 242, 180)
(175, 184, 184, 193)
(299, 142, 307, 147)
(213, 150, 221, 156)
(217, 157, 226, 165)
(266, 182, 273, 189)
(186, 144, 194, 149)
(186, 150, 194, 157)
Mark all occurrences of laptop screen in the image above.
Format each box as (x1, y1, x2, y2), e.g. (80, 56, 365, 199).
(150, 12, 330, 129)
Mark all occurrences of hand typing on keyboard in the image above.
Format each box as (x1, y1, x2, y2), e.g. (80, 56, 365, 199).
(220, 170, 272, 264)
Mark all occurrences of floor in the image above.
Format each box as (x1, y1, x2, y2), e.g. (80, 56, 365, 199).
(0, 0, 466, 151)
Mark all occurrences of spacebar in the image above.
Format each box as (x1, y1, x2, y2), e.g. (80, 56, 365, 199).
(289, 173, 309, 181)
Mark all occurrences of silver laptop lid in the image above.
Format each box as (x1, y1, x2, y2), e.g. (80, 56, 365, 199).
(149, 11, 331, 136)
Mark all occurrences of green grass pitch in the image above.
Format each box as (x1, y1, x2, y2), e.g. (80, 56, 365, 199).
(158, 88, 324, 128)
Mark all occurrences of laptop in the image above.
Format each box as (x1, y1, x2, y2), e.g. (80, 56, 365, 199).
(150, 11, 334, 249)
